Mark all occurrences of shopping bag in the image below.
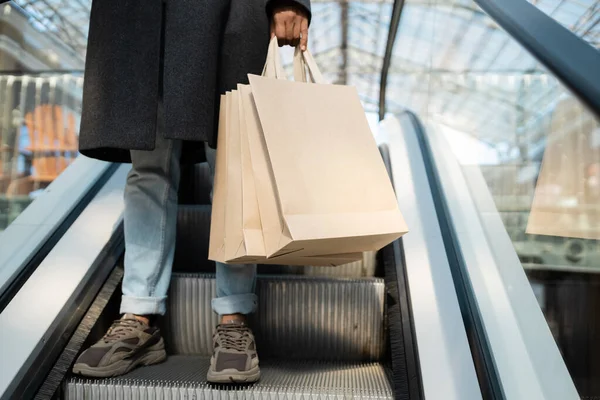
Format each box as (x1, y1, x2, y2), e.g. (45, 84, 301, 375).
(209, 47, 362, 265)
(222, 88, 261, 262)
(238, 82, 362, 265)
(246, 41, 408, 259)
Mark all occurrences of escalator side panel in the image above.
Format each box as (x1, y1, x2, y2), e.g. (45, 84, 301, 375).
(0, 166, 129, 400)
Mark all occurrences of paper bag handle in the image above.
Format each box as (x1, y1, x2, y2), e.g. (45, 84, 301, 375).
(293, 46, 325, 84)
(262, 37, 286, 79)
(262, 36, 325, 84)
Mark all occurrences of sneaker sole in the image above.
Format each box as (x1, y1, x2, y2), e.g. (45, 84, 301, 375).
(72, 346, 167, 378)
(207, 365, 261, 384)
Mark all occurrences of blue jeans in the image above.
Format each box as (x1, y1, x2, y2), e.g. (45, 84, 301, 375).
(120, 128, 258, 316)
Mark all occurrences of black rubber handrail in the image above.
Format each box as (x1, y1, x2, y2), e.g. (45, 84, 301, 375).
(473, 0, 600, 117)
(379, 0, 406, 121)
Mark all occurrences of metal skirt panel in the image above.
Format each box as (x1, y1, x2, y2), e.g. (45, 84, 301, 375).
(164, 274, 386, 361)
(66, 356, 393, 399)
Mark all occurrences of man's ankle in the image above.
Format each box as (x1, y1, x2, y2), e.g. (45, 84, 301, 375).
(132, 314, 151, 326)
(220, 313, 247, 325)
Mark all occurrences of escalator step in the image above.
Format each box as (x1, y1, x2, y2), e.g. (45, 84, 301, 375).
(65, 356, 393, 399)
(164, 274, 386, 361)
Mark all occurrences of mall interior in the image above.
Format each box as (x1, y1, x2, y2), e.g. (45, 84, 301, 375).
(0, 0, 599, 399)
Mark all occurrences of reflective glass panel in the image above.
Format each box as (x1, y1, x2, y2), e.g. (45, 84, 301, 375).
(0, 3, 84, 232)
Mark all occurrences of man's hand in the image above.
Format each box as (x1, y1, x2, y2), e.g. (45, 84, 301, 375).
(271, 5, 309, 51)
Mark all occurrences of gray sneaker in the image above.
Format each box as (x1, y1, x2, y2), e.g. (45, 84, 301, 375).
(207, 323, 260, 383)
(72, 314, 166, 378)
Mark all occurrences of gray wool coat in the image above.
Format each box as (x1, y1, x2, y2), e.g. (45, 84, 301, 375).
(78, 0, 311, 164)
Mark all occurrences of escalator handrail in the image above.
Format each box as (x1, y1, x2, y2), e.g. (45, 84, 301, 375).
(0, 157, 117, 312)
(379, 0, 406, 121)
(473, 0, 600, 117)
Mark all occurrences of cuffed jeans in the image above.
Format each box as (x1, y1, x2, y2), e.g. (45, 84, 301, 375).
(120, 125, 258, 316)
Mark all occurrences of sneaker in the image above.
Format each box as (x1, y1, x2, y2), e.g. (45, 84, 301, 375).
(207, 323, 260, 383)
(72, 314, 166, 378)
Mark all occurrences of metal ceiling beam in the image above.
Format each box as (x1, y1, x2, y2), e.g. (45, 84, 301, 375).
(13, 0, 89, 60)
(378, 0, 406, 121)
(339, 1, 349, 85)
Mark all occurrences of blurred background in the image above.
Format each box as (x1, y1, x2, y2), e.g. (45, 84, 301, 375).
(0, 0, 599, 395)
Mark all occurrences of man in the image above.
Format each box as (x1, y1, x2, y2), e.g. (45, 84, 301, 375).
(71, 0, 310, 383)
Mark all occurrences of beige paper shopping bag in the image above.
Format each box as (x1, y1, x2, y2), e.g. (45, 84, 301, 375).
(223, 89, 261, 262)
(239, 85, 266, 259)
(239, 82, 362, 265)
(247, 48, 408, 259)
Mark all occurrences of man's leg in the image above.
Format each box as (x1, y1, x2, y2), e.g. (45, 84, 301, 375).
(120, 136, 182, 317)
(212, 263, 258, 319)
(73, 124, 182, 378)
(204, 143, 260, 383)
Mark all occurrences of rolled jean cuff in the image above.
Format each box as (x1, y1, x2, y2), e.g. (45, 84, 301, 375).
(120, 295, 167, 316)
(212, 293, 258, 316)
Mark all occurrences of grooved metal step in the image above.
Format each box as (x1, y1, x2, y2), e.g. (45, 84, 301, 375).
(164, 274, 386, 361)
(65, 356, 393, 399)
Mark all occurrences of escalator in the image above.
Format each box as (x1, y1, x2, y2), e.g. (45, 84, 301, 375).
(1, 114, 439, 400)
(1, 0, 599, 398)
(58, 145, 416, 399)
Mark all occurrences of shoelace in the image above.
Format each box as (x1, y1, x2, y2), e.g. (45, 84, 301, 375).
(216, 325, 252, 351)
(102, 319, 144, 343)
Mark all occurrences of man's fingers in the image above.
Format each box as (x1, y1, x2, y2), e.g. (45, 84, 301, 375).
(292, 17, 301, 47)
(271, 9, 308, 48)
(286, 20, 294, 44)
(300, 18, 309, 51)
(275, 23, 286, 46)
